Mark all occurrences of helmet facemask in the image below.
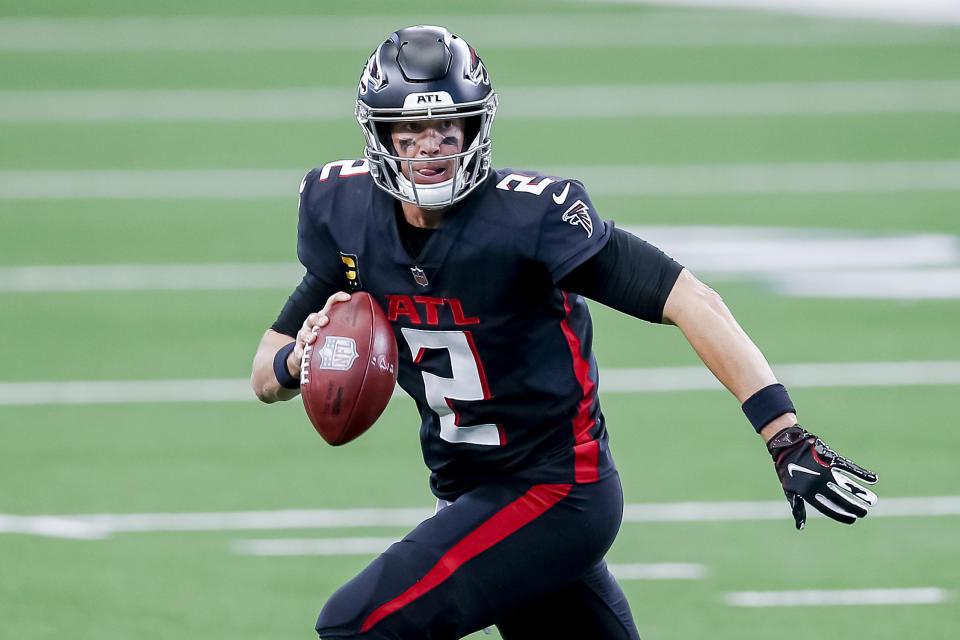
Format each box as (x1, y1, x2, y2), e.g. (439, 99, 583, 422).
(356, 92, 498, 209)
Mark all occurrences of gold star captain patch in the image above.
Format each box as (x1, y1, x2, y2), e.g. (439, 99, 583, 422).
(340, 252, 362, 290)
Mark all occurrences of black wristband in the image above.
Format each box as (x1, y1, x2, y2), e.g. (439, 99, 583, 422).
(273, 342, 300, 390)
(742, 383, 795, 433)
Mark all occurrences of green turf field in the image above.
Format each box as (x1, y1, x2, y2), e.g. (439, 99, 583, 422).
(2, 1, 959, 638)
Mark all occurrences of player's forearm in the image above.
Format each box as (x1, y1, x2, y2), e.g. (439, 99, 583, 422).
(662, 270, 795, 440)
(251, 329, 301, 403)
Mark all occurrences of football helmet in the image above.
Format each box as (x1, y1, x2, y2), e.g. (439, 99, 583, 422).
(356, 26, 498, 209)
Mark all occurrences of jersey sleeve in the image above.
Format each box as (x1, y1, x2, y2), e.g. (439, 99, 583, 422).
(270, 270, 340, 337)
(270, 168, 347, 335)
(296, 167, 349, 282)
(533, 179, 612, 283)
(558, 227, 684, 323)
(297, 168, 343, 278)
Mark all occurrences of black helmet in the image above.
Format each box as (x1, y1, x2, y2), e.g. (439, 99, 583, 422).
(356, 26, 498, 209)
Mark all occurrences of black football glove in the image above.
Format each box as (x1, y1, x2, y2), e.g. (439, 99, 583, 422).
(767, 425, 878, 530)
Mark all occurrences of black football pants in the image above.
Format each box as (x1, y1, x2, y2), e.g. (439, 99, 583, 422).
(315, 472, 640, 639)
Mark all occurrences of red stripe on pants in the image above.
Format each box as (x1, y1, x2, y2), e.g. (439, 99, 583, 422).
(360, 483, 573, 632)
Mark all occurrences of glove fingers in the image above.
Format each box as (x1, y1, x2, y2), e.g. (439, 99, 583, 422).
(825, 482, 870, 517)
(831, 469, 879, 507)
(833, 457, 878, 484)
(811, 493, 859, 524)
(787, 492, 806, 530)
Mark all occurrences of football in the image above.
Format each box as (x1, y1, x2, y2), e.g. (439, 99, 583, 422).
(300, 292, 398, 445)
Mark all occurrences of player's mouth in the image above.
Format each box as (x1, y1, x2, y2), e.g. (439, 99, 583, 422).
(409, 162, 453, 184)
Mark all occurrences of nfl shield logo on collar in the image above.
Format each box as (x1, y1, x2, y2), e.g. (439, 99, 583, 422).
(410, 266, 430, 287)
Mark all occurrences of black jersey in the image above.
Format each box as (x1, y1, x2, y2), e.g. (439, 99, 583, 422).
(296, 159, 616, 499)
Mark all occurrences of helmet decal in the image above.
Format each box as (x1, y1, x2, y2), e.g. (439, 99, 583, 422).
(464, 45, 489, 87)
(358, 46, 386, 94)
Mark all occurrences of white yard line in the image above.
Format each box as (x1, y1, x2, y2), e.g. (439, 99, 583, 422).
(8, 265, 956, 300)
(5, 81, 960, 122)
(1, 228, 956, 292)
(0, 263, 305, 292)
(2, 227, 957, 297)
(232, 537, 402, 556)
(2, 162, 960, 200)
(0, 88, 353, 123)
(231, 537, 708, 579)
(517, 81, 960, 118)
(724, 587, 953, 606)
(772, 268, 960, 299)
(0, 13, 953, 52)
(548, 162, 960, 196)
(595, 0, 960, 25)
(1, 361, 958, 406)
(3, 497, 959, 539)
(623, 496, 960, 522)
(233, 540, 707, 580)
(0, 168, 296, 199)
(625, 226, 960, 277)
(625, 226, 960, 272)
(609, 563, 707, 580)
(601, 361, 960, 391)
(0, 379, 258, 405)
(0, 509, 431, 540)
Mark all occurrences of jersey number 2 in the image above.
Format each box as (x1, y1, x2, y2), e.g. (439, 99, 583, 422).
(400, 328, 501, 446)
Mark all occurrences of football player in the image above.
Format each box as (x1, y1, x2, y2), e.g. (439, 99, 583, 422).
(251, 26, 879, 640)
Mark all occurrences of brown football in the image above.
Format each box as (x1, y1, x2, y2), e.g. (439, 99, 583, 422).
(300, 292, 398, 446)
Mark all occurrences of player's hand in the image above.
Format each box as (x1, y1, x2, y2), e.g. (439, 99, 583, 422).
(767, 425, 878, 530)
(288, 292, 352, 376)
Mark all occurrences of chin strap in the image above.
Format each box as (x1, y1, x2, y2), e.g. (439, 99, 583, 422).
(395, 165, 467, 209)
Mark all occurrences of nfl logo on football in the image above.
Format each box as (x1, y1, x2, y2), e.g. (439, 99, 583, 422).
(319, 336, 360, 371)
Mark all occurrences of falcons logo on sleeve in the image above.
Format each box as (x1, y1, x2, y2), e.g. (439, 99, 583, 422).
(561, 200, 593, 238)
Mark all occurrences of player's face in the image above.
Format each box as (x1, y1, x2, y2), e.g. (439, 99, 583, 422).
(390, 118, 466, 185)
